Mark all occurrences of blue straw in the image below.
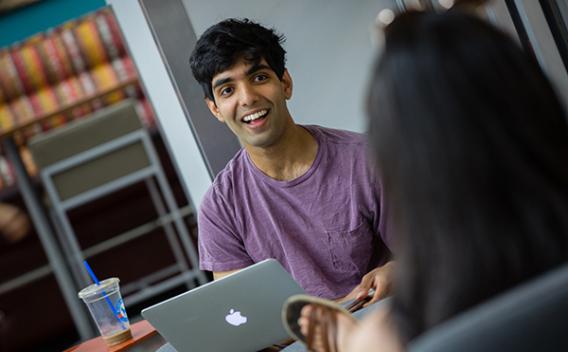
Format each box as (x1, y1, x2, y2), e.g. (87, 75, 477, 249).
(83, 260, 127, 330)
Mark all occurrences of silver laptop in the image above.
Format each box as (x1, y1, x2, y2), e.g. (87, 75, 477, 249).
(141, 259, 305, 352)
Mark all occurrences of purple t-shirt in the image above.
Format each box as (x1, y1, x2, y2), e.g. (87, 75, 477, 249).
(198, 125, 390, 299)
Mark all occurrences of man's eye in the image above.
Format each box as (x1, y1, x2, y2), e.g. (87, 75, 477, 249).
(220, 87, 233, 96)
(254, 74, 268, 82)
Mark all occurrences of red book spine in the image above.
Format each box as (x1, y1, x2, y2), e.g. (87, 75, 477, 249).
(11, 36, 49, 95)
(0, 51, 25, 100)
(61, 25, 88, 74)
(38, 31, 74, 85)
(0, 82, 5, 105)
(96, 11, 121, 61)
(103, 9, 126, 56)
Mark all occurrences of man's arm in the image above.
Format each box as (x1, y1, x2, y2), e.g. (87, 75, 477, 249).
(199, 186, 253, 279)
(213, 269, 241, 280)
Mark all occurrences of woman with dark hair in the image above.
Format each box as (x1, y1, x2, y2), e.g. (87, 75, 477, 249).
(283, 8, 568, 352)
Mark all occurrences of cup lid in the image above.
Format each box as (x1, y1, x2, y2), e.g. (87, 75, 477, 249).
(78, 277, 120, 299)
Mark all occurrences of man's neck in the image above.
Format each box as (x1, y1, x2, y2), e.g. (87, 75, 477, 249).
(245, 124, 318, 181)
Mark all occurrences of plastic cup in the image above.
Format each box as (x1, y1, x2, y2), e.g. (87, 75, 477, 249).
(78, 278, 132, 346)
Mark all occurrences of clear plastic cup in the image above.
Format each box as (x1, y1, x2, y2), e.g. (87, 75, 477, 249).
(78, 278, 132, 346)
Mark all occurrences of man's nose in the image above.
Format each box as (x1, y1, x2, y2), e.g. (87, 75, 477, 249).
(238, 83, 259, 106)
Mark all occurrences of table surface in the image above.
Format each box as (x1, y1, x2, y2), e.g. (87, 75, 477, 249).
(65, 320, 166, 352)
(63, 319, 299, 352)
(64, 298, 386, 352)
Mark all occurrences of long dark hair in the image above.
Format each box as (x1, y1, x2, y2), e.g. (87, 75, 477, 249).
(367, 10, 568, 342)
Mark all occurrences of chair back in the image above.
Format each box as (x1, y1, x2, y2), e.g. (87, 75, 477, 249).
(409, 262, 568, 351)
(29, 100, 150, 201)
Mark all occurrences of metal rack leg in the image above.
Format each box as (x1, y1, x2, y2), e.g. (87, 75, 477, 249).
(154, 168, 207, 285)
(50, 205, 92, 288)
(141, 134, 207, 285)
(49, 210, 89, 290)
(3, 138, 95, 340)
(145, 178, 194, 290)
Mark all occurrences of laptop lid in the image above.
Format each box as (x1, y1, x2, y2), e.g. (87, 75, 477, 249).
(141, 259, 305, 352)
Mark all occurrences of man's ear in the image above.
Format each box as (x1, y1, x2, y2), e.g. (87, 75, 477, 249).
(282, 69, 293, 100)
(205, 97, 224, 123)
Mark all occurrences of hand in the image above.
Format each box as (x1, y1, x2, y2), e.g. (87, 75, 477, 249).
(347, 261, 394, 307)
(0, 203, 30, 243)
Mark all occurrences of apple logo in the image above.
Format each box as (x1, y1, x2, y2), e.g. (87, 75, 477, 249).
(225, 309, 248, 326)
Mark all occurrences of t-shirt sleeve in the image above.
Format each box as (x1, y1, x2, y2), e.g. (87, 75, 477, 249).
(198, 186, 254, 272)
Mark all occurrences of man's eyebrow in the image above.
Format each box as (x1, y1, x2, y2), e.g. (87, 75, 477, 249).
(212, 77, 233, 90)
(212, 64, 272, 90)
(246, 63, 271, 76)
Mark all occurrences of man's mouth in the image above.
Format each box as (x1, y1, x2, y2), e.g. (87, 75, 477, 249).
(241, 109, 269, 125)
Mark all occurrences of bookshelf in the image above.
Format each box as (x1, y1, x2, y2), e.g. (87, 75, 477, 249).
(0, 77, 138, 139)
(0, 7, 155, 192)
(0, 7, 197, 351)
(0, 77, 140, 201)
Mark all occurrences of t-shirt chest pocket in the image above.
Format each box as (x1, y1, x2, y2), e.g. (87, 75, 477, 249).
(324, 219, 375, 275)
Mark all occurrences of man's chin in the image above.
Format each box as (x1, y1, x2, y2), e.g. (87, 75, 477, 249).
(246, 139, 275, 149)
(243, 132, 277, 149)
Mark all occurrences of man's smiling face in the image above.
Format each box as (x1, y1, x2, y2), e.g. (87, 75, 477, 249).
(206, 57, 294, 149)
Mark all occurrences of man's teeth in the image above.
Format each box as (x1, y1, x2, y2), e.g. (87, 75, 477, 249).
(243, 110, 268, 122)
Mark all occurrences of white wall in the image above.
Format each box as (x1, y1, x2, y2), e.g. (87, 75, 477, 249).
(182, 0, 395, 133)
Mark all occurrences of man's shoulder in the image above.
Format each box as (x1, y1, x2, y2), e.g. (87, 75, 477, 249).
(306, 125, 374, 176)
(305, 125, 367, 147)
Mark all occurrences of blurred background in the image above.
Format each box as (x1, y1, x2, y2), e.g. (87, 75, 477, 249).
(0, 0, 566, 350)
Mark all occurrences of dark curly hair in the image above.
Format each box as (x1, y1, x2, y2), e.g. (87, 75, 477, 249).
(189, 18, 287, 102)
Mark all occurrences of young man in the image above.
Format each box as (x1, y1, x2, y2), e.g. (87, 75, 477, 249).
(189, 19, 392, 302)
